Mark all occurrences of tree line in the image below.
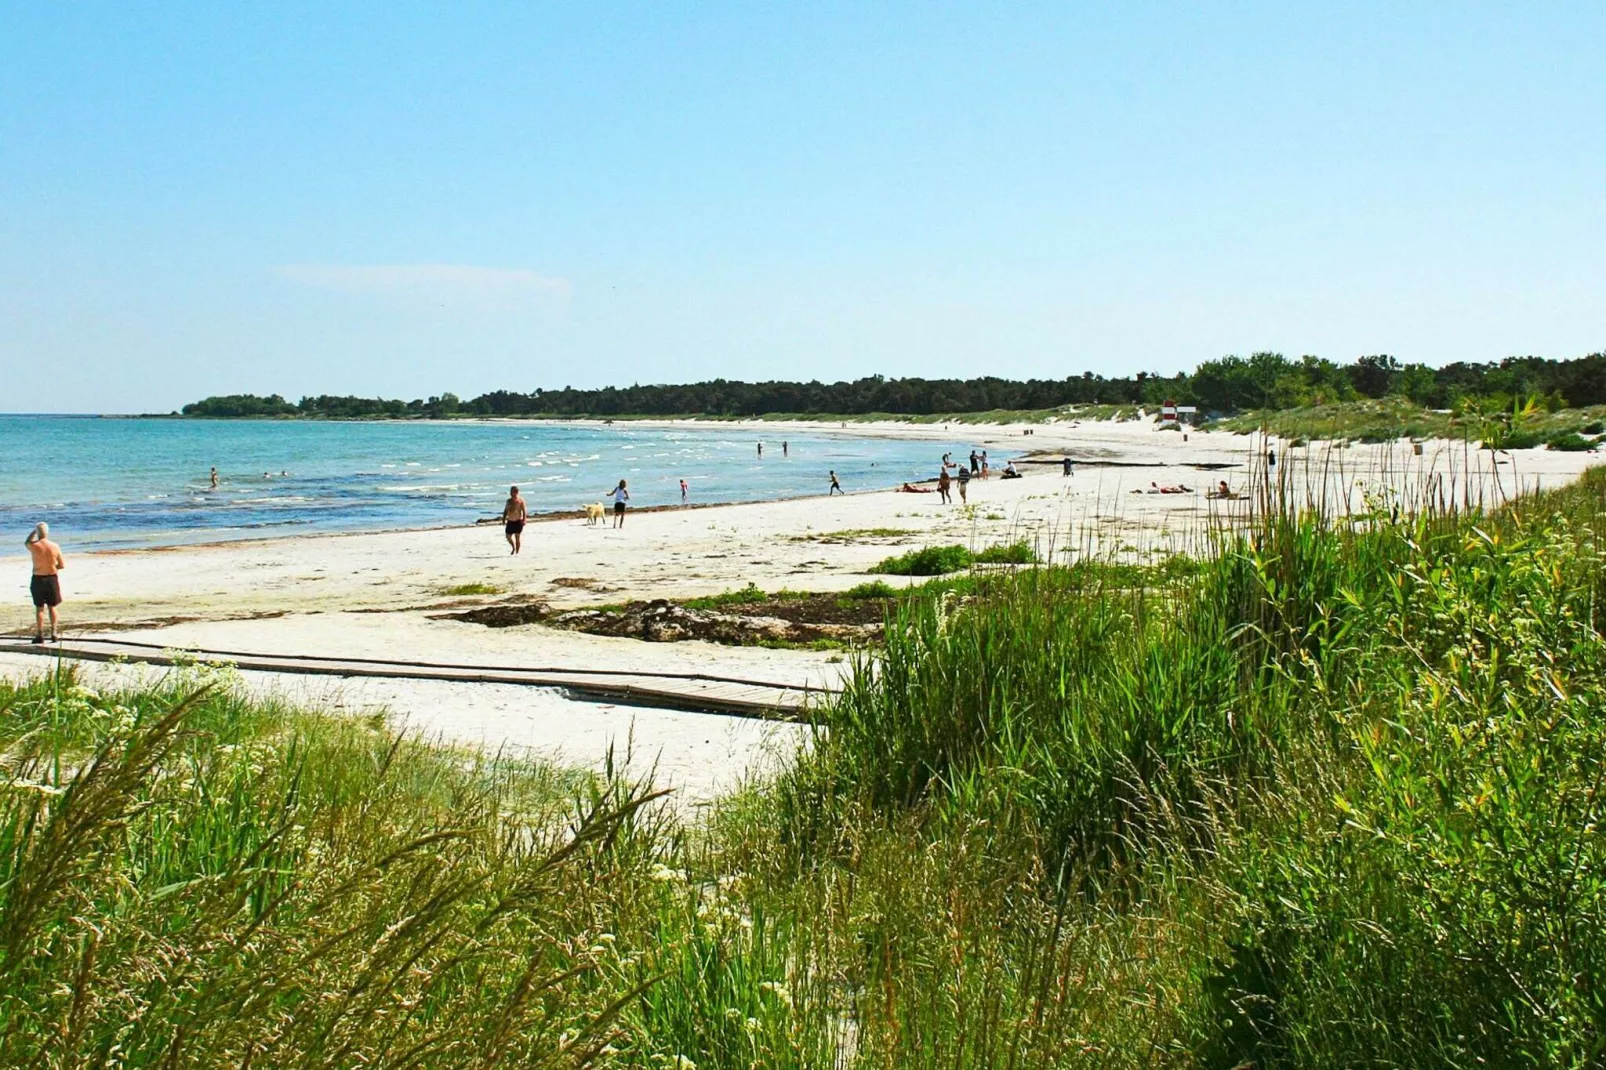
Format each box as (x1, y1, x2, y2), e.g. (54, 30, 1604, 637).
(179, 351, 1606, 420)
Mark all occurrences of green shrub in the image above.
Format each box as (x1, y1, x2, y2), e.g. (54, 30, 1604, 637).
(867, 545, 974, 576)
(1546, 430, 1596, 451)
(972, 540, 1036, 565)
(684, 582, 767, 608)
(1499, 429, 1543, 449)
(844, 580, 898, 599)
(868, 542, 1036, 575)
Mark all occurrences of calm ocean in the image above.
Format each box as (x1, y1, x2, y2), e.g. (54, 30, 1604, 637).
(0, 416, 981, 552)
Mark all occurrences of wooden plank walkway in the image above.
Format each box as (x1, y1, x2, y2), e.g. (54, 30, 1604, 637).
(0, 637, 834, 721)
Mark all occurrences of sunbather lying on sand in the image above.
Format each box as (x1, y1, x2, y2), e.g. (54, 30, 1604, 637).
(1134, 481, 1193, 494)
(900, 482, 934, 493)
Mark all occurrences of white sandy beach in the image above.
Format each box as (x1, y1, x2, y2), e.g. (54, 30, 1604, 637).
(4, 417, 1599, 798)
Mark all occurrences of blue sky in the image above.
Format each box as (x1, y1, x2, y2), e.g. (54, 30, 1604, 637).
(2, 3, 1602, 413)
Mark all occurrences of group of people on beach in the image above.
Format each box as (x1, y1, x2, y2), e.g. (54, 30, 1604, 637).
(923, 447, 1035, 503)
(20, 443, 1216, 646)
(495, 440, 851, 551)
(499, 463, 849, 551)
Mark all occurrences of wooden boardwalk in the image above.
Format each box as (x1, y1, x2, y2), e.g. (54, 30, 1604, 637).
(0, 637, 833, 721)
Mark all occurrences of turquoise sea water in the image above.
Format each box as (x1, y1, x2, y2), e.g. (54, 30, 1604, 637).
(0, 416, 983, 552)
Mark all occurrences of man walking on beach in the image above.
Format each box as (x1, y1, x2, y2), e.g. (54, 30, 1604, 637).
(937, 468, 952, 504)
(25, 523, 64, 644)
(956, 464, 969, 503)
(502, 486, 527, 555)
(828, 470, 843, 495)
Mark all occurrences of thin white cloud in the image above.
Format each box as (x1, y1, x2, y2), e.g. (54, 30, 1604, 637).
(274, 263, 570, 309)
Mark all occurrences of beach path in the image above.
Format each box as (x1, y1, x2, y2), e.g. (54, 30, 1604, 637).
(0, 633, 828, 719)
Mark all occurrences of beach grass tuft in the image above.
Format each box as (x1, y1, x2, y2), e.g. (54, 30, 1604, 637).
(438, 581, 502, 596)
(790, 527, 913, 543)
(682, 582, 768, 609)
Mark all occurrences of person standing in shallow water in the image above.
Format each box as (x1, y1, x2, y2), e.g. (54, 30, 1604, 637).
(757, 442, 763, 459)
(608, 479, 630, 528)
(680, 478, 689, 504)
(209, 467, 219, 489)
(502, 486, 527, 555)
(25, 522, 64, 644)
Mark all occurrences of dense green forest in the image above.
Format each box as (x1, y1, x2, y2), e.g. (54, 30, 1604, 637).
(179, 351, 1606, 419)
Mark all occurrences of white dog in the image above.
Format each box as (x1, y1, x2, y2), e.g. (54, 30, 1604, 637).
(583, 502, 606, 526)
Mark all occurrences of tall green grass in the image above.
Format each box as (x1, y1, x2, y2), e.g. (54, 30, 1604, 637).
(0, 667, 798, 1067)
(743, 464, 1606, 1065)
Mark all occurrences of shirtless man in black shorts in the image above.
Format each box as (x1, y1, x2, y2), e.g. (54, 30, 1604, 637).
(25, 522, 64, 644)
(502, 486, 527, 555)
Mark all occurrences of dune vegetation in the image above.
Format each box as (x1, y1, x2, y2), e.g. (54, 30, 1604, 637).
(1207, 396, 1606, 450)
(3, 466, 1604, 1066)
